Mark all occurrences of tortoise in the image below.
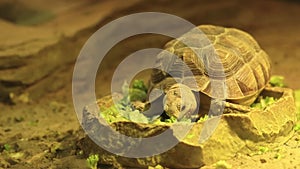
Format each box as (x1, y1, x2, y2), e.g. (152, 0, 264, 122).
(148, 25, 271, 120)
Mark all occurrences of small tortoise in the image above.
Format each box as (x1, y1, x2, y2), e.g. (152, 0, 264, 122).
(148, 25, 271, 119)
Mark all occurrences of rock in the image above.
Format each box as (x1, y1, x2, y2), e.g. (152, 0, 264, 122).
(0, 0, 140, 102)
(79, 86, 297, 168)
(2, 0, 300, 102)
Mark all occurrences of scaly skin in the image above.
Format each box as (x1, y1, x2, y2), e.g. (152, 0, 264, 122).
(163, 83, 197, 120)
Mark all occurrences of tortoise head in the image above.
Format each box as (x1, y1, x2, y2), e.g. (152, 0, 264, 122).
(163, 83, 198, 120)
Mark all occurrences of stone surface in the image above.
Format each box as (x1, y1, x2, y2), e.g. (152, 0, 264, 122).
(79, 86, 297, 168)
(0, 0, 140, 102)
(2, 0, 300, 102)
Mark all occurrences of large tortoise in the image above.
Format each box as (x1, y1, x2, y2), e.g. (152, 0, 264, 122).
(81, 25, 298, 168)
(148, 25, 271, 119)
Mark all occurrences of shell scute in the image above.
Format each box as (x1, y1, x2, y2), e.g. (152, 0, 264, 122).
(150, 25, 271, 105)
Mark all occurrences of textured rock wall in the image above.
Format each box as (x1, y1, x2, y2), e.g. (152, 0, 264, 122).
(0, 0, 140, 102)
(1, 0, 300, 102)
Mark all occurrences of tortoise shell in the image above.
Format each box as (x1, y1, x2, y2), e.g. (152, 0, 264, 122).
(149, 25, 271, 105)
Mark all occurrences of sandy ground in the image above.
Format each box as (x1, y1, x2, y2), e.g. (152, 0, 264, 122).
(1, 0, 300, 169)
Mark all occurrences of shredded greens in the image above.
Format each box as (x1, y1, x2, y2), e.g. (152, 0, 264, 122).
(198, 115, 209, 123)
(269, 75, 286, 87)
(99, 80, 199, 124)
(100, 76, 299, 124)
(86, 154, 99, 169)
(251, 96, 276, 109)
(100, 102, 150, 123)
(131, 79, 148, 93)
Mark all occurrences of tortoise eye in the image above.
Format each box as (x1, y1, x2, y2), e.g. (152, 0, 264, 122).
(181, 105, 186, 111)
